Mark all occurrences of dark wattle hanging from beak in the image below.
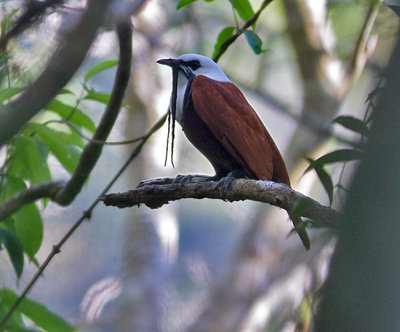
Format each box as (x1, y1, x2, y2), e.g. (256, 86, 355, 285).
(157, 58, 181, 167)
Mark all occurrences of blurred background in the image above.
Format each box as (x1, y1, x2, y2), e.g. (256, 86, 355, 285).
(0, 0, 398, 331)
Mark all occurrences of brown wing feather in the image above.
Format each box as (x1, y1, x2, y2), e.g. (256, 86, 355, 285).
(191, 75, 290, 185)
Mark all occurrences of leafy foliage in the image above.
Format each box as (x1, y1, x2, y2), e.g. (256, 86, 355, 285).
(0, 52, 120, 328)
(305, 115, 368, 206)
(83, 59, 119, 83)
(289, 197, 314, 219)
(0, 288, 75, 332)
(178, 0, 265, 57)
(0, 58, 119, 331)
(229, 0, 254, 21)
(333, 115, 369, 137)
(0, 228, 24, 278)
(177, 0, 198, 9)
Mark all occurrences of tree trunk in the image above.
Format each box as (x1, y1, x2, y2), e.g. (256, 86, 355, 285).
(314, 33, 400, 332)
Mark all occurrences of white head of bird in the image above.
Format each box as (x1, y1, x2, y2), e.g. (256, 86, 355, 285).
(157, 54, 230, 123)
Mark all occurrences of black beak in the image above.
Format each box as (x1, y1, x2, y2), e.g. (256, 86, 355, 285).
(156, 58, 181, 67)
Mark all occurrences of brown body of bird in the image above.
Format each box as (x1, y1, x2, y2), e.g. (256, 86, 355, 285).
(158, 54, 310, 250)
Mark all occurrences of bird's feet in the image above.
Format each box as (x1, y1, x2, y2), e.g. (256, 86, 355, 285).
(216, 169, 245, 200)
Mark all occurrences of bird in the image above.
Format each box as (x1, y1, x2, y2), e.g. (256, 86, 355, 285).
(157, 54, 310, 250)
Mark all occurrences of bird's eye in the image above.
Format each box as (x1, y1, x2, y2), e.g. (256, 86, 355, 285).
(186, 60, 201, 71)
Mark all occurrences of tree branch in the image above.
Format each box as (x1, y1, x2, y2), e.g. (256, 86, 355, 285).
(0, 181, 64, 221)
(102, 178, 339, 224)
(54, 19, 133, 205)
(314, 29, 400, 332)
(341, 2, 379, 95)
(0, 0, 110, 147)
(0, 0, 65, 50)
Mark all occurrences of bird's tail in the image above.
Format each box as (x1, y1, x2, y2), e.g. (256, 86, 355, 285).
(290, 216, 310, 250)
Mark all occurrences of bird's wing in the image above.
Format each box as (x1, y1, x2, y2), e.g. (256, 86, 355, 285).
(191, 75, 289, 184)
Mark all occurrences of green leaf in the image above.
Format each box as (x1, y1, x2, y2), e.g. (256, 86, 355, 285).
(4, 177, 27, 199)
(84, 60, 119, 83)
(46, 99, 96, 132)
(28, 123, 81, 174)
(20, 296, 76, 332)
(0, 288, 75, 332)
(61, 129, 85, 149)
(177, 0, 197, 9)
(0, 228, 24, 278)
(289, 198, 313, 219)
(0, 87, 24, 103)
(25, 137, 52, 184)
(84, 90, 111, 105)
(10, 136, 51, 185)
(57, 88, 75, 96)
(7, 137, 31, 180)
(305, 218, 337, 230)
(230, 0, 254, 21)
(14, 203, 43, 259)
(212, 26, 235, 58)
(304, 149, 364, 174)
(315, 166, 334, 206)
(243, 30, 265, 54)
(0, 296, 34, 332)
(333, 115, 369, 136)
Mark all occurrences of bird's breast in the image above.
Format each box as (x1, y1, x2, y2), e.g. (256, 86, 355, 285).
(173, 83, 187, 125)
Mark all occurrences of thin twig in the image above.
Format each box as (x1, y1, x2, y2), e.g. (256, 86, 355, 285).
(341, 2, 379, 95)
(212, 0, 273, 62)
(45, 119, 149, 145)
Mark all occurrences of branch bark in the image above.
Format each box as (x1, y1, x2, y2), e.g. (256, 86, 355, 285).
(102, 178, 339, 224)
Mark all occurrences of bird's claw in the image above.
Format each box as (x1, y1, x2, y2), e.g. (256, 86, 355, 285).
(216, 177, 233, 201)
(172, 174, 191, 185)
(216, 169, 245, 200)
